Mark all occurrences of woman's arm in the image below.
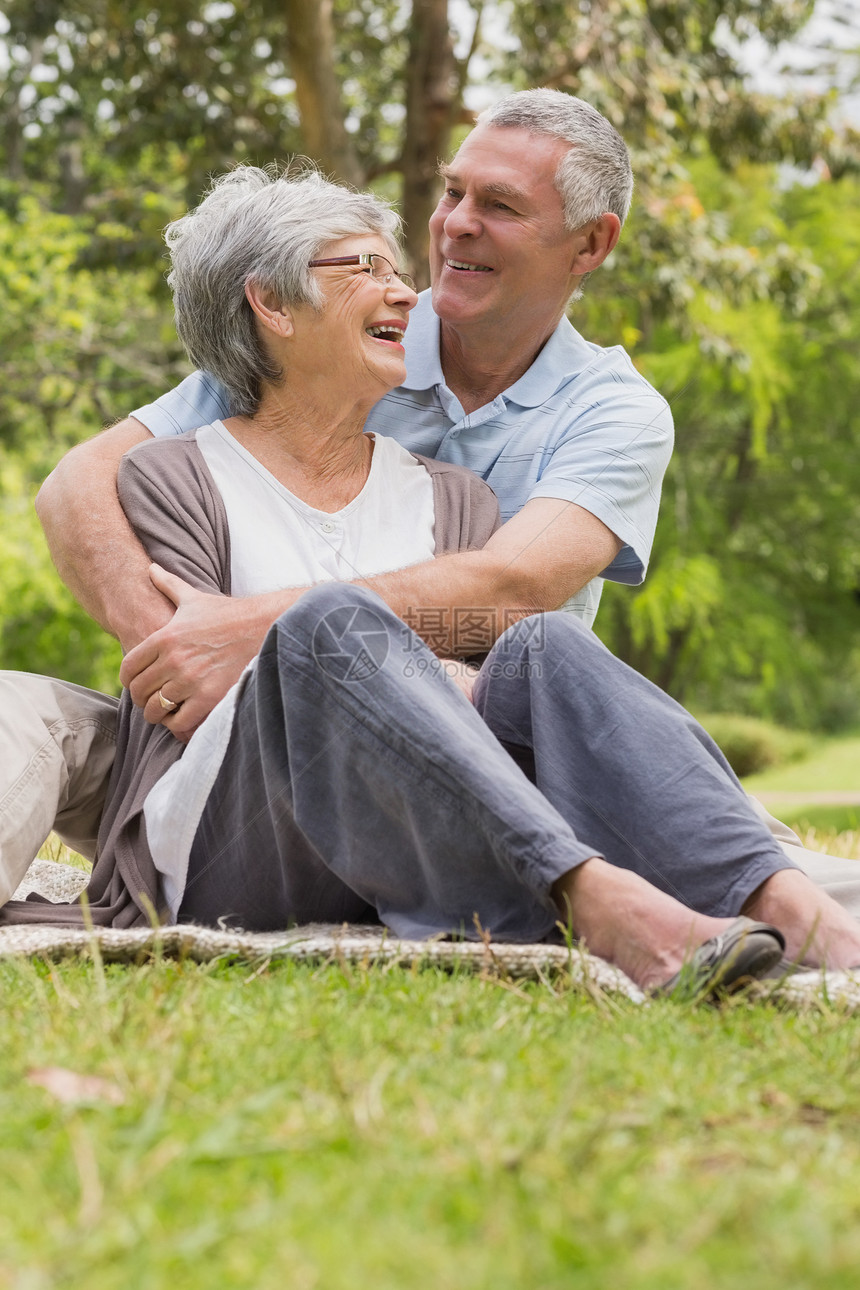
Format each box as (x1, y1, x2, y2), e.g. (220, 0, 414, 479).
(116, 435, 238, 741)
(36, 419, 175, 649)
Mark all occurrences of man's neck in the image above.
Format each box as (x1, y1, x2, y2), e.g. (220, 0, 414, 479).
(438, 317, 558, 415)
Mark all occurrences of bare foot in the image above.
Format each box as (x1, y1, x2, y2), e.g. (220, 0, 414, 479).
(553, 858, 739, 992)
(743, 868, 860, 970)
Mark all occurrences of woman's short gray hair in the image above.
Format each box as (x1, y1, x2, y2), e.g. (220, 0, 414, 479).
(165, 164, 402, 416)
(477, 89, 633, 231)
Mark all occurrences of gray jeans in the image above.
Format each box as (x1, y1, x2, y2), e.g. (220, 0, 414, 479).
(3, 607, 860, 918)
(179, 584, 797, 937)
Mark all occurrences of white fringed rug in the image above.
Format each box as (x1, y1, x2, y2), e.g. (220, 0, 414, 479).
(6, 860, 860, 1011)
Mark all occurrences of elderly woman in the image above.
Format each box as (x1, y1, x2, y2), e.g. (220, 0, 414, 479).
(6, 166, 860, 991)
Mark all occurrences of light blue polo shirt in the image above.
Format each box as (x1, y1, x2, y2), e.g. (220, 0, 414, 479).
(132, 291, 673, 625)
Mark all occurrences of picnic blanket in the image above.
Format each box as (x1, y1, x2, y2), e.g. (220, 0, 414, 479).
(6, 860, 860, 1011)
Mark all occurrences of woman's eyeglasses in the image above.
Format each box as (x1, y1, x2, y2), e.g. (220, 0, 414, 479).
(308, 253, 416, 291)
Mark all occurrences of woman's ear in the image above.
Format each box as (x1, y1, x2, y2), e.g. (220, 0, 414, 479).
(245, 281, 294, 337)
(569, 212, 622, 276)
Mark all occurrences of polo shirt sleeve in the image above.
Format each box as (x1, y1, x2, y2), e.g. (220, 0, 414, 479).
(131, 371, 232, 438)
(526, 382, 674, 585)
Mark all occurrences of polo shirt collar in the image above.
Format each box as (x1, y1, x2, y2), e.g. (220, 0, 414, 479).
(402, 291, 445, 390)
(504, 315, 595, 407)
(401, 290, 596, 407)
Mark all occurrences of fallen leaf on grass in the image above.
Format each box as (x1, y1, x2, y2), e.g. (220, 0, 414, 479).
(760, 1086, 791, 1109)
(26, 1066, 125, 1106)
(799, 1101, 832, 1125)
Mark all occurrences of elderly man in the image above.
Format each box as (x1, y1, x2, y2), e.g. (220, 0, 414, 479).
(2, 89, 857, 916)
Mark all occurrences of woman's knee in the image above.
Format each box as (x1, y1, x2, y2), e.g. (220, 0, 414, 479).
(275, 582, 388, 635)
(268, 583, 400, 683)
(491, 610, 598, 670)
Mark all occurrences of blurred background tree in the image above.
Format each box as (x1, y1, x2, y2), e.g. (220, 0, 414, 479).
(0, 0, 858, 728)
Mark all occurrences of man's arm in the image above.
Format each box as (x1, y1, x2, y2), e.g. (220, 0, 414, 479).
(361, 496, 619, 650)
(121, 497, 620, 736)
(36, 418, 176, 649)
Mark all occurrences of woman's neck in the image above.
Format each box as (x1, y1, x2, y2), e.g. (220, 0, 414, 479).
(222, 388, 375, 514)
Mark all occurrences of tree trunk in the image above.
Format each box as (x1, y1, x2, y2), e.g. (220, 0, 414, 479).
(59, 121, 88, 214)
(400, 0, 458, 287)
(283, 0, 363, 187)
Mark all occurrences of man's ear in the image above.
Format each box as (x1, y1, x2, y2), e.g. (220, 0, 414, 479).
(245, 281, 294, 337)
(569, 213, 622, 276)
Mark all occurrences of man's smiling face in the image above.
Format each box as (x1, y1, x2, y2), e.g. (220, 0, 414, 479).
(428, 124, 581, 343)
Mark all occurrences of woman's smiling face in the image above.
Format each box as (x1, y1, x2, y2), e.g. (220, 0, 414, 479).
(293, 234, 418, 403)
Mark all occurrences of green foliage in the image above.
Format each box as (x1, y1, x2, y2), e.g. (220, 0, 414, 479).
(0, 0, 419, 218)
(0, 468, 122, 690)
(0, 185, 182, 684)
(0, 184, 186, 690)
(1, 1, 302, 203)
(593, 161, 860, 730)
(695, 711, 814, 777)
(0, 193, 187, 453)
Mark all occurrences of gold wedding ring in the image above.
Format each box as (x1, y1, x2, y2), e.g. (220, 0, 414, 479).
(156, 689, 179, 712)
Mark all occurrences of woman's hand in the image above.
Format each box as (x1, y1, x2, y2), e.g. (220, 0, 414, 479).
(119, 564, 299, 741)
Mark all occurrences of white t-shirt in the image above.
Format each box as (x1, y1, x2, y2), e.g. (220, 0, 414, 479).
(144, 424, 436, 917)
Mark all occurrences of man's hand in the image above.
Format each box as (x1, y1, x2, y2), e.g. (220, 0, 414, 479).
(119, 565, 296, 741)
(439, 659, 480, 703)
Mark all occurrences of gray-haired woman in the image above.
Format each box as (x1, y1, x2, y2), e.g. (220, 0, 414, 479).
(8, 166, 859, 989)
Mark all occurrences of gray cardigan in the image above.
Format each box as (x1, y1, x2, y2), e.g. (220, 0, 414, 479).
(2, 431, 501, 928)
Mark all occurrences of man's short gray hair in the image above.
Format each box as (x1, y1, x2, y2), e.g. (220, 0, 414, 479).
(477, 88, 633, 231)
(165, 164, 402, 416)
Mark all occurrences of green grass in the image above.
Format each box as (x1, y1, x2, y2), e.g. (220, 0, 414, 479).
(14, 789, 860, 1288)
(744, 732, 860, 796)
(3, 955, 860, 1290)
(777, 805, 860, 835)
(742, 730, 860, 834)
(36, 835, 92, 871)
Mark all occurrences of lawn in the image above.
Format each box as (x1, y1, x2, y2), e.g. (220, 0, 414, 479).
(5, 753, 860, 1288)
(744, 731, 860, 835)
(744, 733, 860, 796)
(4, 954, 860, 1290)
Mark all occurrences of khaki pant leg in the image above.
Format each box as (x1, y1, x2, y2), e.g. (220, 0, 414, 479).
(748, 792, 804, 846)
(748, 791, 860, 916)
(778, 841, 860, 919)
(0, 672, 118, 904)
